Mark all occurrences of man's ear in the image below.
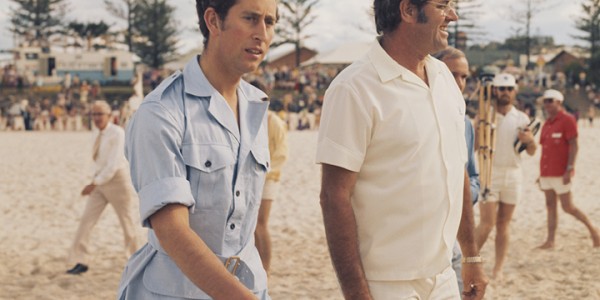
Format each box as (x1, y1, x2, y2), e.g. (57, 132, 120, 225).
(204, 7, 222, 35)
(400, 0, 418, 24)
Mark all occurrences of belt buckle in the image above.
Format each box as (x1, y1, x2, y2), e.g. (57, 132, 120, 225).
(224, 256, 241, 275)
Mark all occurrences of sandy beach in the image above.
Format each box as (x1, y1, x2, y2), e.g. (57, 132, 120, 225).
(1, 125, 599, 299)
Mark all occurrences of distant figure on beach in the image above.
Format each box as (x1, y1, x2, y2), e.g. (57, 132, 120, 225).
(8, 99, 26, 131)
(537, 89, 600, 249)
(66, 100, 139, 275)
(474, 73, 537, 281)
(587, 105, 595, 127)
(63, 72, 72, 93)
(316, 0, 487, 299)
(249, 80, 289, 275)
(117, 0, 277, 299)
(51, 95, 67, 131)
(434, 46, 481, 294)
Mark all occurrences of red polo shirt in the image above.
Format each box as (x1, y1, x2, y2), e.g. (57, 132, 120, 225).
(540, 110, 577, 177)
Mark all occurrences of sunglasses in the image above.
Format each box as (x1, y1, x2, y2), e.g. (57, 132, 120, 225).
(497, 86, 514, 92)
(543, 98, 555, 104)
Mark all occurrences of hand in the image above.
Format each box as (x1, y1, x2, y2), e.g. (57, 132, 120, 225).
(517, 129, 534, 145)
(81, 184, 96, 196)
(562, 170, 572, 185)
(462, 263, 488, 300)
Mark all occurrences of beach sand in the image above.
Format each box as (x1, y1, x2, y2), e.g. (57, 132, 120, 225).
(1, 126, 599, 299)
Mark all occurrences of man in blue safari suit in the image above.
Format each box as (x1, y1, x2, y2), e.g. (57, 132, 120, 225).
(117, 0, 278, 299)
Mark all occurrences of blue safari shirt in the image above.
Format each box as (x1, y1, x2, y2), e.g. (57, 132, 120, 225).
(117, 57, 270, 299)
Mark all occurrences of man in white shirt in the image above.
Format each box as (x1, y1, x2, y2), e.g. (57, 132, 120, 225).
(66, 100, 139, 275)
(474, 73, 536, 281)
(316, 0, 487, 299)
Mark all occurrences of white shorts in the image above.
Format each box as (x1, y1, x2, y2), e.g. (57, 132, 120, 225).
(539, 177, 572, 195)
(487, 167, 522, 205)
(261, 179, 280, 200)
(368, 266, 460, 299)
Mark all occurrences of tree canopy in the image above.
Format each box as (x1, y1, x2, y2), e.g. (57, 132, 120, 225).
(272, 0, 319, 67)
(104, 0, 139, 51)
(574, 0, 600, 84)
(67, 21, 111, 50)
(131, 0, 179, 68)
(9, 0, 68, 46)
(450, 0, 484, 49)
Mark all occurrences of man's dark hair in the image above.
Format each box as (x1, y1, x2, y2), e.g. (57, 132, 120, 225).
(196, 0, 239, 48)
(373, 0, 428, 34)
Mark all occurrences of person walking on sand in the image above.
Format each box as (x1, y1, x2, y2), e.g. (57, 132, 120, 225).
(536, 89, 600, 249)
(317, 0, 488, 298)
(66, 100, 139, 275)
(587, 105, 595, 127)
(473, 73, 537, 281)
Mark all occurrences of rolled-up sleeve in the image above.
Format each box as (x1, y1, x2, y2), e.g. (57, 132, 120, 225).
(126, 100, 195, 228)
(316, 82, 370, 172)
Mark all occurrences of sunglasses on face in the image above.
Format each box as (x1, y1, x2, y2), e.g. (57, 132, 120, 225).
(543, 98, 555, 104)
(497, 86, 514, 92)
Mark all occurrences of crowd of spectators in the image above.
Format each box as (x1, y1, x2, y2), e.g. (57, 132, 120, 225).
(4, 61, 600, 132)
(0, 79, 129, 131)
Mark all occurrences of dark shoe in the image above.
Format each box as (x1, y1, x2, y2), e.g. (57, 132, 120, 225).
(66, 263, 88, 275)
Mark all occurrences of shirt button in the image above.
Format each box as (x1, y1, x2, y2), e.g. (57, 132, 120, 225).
(230, 223, 235, 230)
(235, 190, 240, 197)
(204, 160, 212, 168)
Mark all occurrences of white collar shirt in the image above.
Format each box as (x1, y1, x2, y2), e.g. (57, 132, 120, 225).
(92, 122, 128, 186)
(493, 105, 530, 168)
(316, 40, 467, 280)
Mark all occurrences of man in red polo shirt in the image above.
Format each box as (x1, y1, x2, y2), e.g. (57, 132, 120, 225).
(537, 89, 600, 249)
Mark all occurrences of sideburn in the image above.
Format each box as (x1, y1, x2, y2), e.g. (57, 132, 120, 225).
(417, 8, 428, 23)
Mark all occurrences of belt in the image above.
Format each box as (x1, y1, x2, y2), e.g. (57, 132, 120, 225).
(219, 255, 255, 288)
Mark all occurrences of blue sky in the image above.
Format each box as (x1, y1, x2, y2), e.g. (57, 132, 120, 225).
(0, 0, 589, 55)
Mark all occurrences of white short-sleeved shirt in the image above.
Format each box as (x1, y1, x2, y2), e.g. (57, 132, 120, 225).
(91, 122, 129, 185)
(316, 41, 468, 280)
(493, 106, 530, 168)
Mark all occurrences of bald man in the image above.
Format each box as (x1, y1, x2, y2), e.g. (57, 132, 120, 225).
(434, 47, 481, 294)
(66, 100, 139, 275)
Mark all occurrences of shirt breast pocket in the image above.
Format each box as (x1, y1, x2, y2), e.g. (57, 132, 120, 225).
(182, 144, 236, 212)
(243, 147, 270, 205)
(250, 147, 270, 174)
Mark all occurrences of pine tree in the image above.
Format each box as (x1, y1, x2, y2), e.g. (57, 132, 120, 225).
(9, 0, 68, 47)
(450, 0, 484, 49)
(574, 0, 600, 85)
(104, 0, 139, 52)
(272, 0, 319, 67)
(131, 0, 178, 68)
(67, 21, 111, 50)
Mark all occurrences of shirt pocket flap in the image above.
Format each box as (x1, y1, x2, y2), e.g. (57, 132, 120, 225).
(182, 144, 235, 173)
(250, 147, 271, 172)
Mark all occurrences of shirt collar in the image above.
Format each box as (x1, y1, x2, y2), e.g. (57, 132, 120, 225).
(181, 55, 267, 101)
(548, 109, 567, 123)
(368, 39, 442, 87)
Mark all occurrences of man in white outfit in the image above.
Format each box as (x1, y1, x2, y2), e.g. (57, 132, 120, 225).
(474, 73, 537, 281)
(66, 100, 139, 275)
